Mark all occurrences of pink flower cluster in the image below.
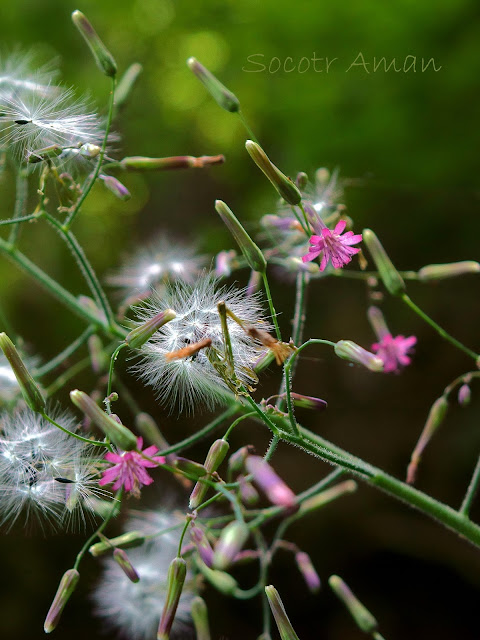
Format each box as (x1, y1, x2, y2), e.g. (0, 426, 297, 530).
(372, 333, 417, 373)
(302, 220, 362, 271)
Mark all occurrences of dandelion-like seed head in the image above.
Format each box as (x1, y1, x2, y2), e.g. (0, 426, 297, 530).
(93, 510, 193, 640)
(0, 50, 59, 100)
(132, 274, 270, 412)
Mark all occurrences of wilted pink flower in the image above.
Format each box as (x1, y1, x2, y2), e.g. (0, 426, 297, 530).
(302, 220, 362, 270)
(99, 437, 165, 497)
(372, 333, 417, 373)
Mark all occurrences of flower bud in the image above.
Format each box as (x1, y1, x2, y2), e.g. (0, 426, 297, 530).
(228, 445, 253, 476)
(100, 174, 131, 201)
(113, 549, 140, 583)
(289, 393, 327, 411)
(247, 270, 262, 297)
(295, 552, 320, 593)
(406, 396, 448, 484)
(295, 171, 309, 190)
(245, 456, 296, 509)
(215, 249, 237, 278)
(79, 143, 102, 159)
(114, 63, 143, 111)
(245, 140, 301, 206)
(367, 305, 389, 341)
(215, 200, 266, 273)
(187, 57, 240, 112)
(284, 257, 320, 274)
(213, 521, 250, 570)
(174, 457, 207, 480)
(328, 575, 378, 633)
(44, 569, 80, 633)
(190, 524, 214, 567)
(196, 560, 238, 595)
(157, 557, 187, 640)
(125, 309, 176, 349)
(27, 144, 63, 163)
(265, 585, 300, 640)
(70, 390, 137, 450)
(418, 261, 480, 282)
(363, 228, 405, 296)
(458, 383, 471, 406)
(191, 596, 211, 640)
(334, 340, 383, 372)
(72, 10, 117, 77)
(135, 412, 169, 448)
(189, 439, 230, 509)
(238, 476, 259, 505)
(0, 332, 45, 413)
(89, 530, 146, 557)
(299, 480, 357, 517)
(119, 154, 225, 171)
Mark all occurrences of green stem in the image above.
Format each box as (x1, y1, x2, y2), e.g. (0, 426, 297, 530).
(297, 202, 311, 234)
(34, 326, 95, 377)
(261, 271, 281, 341)
(65, 76, 117, 229)
(42, 412, 109, 448)
(460, 454, 480, 516)
(178, 516, 193, 556)
(237, 111, 258, 143)
(1, 213, 38, 227)
(402, 293, 478, 361)
(105, 343, 126, 414)
(223, 411, 256, 440)
(8, 169, 29, 244)
(264, 435, 280, 461)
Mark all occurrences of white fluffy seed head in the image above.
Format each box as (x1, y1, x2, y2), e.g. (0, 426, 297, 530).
(93, 510, 193, 640)
(0, 50, 59, 100)
(131, 274, 270, 413)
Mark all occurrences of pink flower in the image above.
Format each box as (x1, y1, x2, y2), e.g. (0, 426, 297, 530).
(371, 333, 417, 373)
(302, 220, 362, 271)
(99, 437, 165, 497)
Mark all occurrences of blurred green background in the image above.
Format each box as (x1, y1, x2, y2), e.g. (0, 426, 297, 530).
(1, 0, 480, 638)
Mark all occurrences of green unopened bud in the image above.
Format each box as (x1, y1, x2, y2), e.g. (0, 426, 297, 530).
(27, 144, 63, 163)
(187, 57, 240, 112)
(0, 332, 45, 412)
(265, 585, 300, 640)
(174, 457, 207, 480)
(114, 63, 143, 110)
(70, 390, 137, 450)
(189, 439, 230, 509)
(191, 596, 211, 640)
(228, 445, 253, 476)
(196, 559, 238, 595)
(367, 306, 389, 340)
(157, 557, 187, 640)
(215, 200, 266, 273)
(87, 497, 121, 519)
(245, 141, 301, 206)
(284, 257, 320, 274)
(72, 10, 117, 77)
(299, 480, 357, 517)
(113, 549, 140, 583)
(125, 310, 176, 349)
(88, 334, 107, 374)
(213, 521, 250, 570)
(295, 171, 309, 190)
(289, 393, 327, 411)
(119, 155, 225, 171)
(363, 229, 405, 296)
(89, 530, 146, 557)
(406, 396, 448, 484)
(135, 413, 169, 448)
(328, 575, 378, 633)
(44, 569, 80, 633)
(334, 340, 383, 372)
(418, 261, 480, 282)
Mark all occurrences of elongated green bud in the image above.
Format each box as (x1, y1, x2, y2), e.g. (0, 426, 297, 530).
(44, 569, 80, 633)
(363, 229, 405, 296)
(70, 390, 137, 450)
(157, 557, 187, 640)
(265, 585, 300, 640)
(125, 310, 176, 349)
(329, 575, 378, 633)
(0, 332, 45, 412)
(215, 200, 266, 273)
(213, 521, 250, 570)
(118, 155, 225, 171)
(100, 174, 131, 201)
(189, 439, 230, 509)
(406, 396, 448, 484)
(191, 596, 210, 640)
(245, 141, 301, 206)
(174, 457, 207, 480)
(135, 412, 169, 448)
(72, 10, 117, 77)
(334, 340, 383, 372)
(89, 531, 146, 557)
(114, 63, 143, 110)
(27, 144, 63, 163)
(195, 560, 238, 595)
(228, 445, 253, 476)
(299, 480, 357, 517)
(187, 57, 240, 112)
(113, 549, 140, 583)
(418, 261, 480, 282)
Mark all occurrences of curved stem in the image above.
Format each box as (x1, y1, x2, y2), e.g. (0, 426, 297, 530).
(8, 169, 29, 244)
(105, 342, 126, 414)
(34, 326, 95, 377)
(460, 454, 480, 517)
(262, 271, 281, 340)
(42, 412, 109, 448)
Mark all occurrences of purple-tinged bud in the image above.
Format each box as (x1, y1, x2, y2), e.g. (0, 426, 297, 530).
(189, 439, 230, 509)
(406, 396, 448, 484)
(458, 383, 471, 407)
(213, 521, 250, 570)
(187, 57, 240, 113)
(334, 340, 383, 372)
(289, 393, 327, 411)
(363, 229, 405, 297)
(228, 445, 254, 476)
(247, 270, 262, 297)
(328, 575, 378, 633)
(245, 140, 302, 206)
(174, 457, 207, 480)
(114, 63, 143, 111)
(295, 171, 309, 190)
(367, 306, 390, 341)
(265, 585, 300, 640)
(89, 530, 146, 557)
(215, 200, 266, 273)
(418, 261, 480, 282)
(119, 154, 225, 171)
(44, 569, 80, 633)
(0, 332, 45, 413)
(295, 552, 321, 593)
(72, 10, 117, 77)
(238, 476, 260, 505)
(70, 389, 137, 450)
(77, 295, 106, 323)
(245, 456, 296, 509)
(100, 174, 131, 201)
(195, 560, 238, 595)
(157, 557, 187, 640)
(261, 214, 300, 232)
(298, 480, 357, 517)
(215, 249, 237, 278)
(125, 309, 176, 349)
(88, 334, 107, 374)
(135, 412, 169, 449)
(233, 549, 261, 565)
(113, 549, 140, 583)
(191, 596, 211, 640)
(190, 524, 214, 568)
